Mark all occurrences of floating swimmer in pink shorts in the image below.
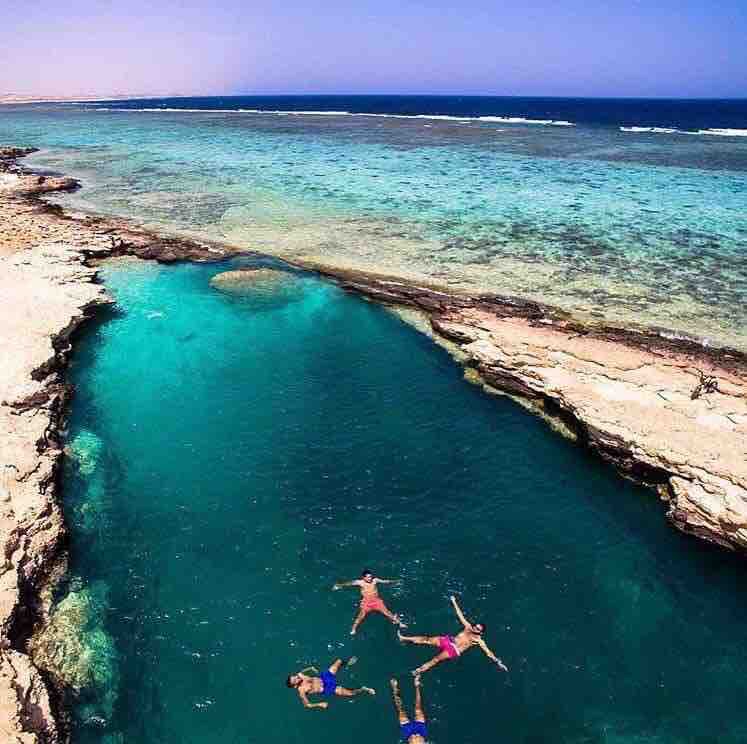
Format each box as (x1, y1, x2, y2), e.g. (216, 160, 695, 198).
(333, 569, 407, 635)
(398, 595, 508, 676)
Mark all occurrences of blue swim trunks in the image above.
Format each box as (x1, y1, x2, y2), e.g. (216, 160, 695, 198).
(400, 720, 428, 740)
(321, 670, 337, 696)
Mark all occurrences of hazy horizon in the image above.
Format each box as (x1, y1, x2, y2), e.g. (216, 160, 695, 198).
(1, 0, 745, 100)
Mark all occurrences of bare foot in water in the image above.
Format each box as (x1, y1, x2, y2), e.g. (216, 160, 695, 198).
(362, 686, 376, 695)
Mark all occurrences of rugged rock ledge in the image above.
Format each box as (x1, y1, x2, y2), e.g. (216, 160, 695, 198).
(0, 145, 745, 739)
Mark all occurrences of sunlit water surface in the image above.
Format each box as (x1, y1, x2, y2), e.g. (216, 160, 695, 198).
(61, 258, 747, 744)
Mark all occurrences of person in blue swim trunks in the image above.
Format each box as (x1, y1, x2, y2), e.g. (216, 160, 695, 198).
(286, 657, 375, 710)
(390, 675, 428, 742)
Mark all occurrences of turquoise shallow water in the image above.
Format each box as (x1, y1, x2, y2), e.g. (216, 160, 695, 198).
(1, 103, 746, 348)
(61, 259, 747, 743)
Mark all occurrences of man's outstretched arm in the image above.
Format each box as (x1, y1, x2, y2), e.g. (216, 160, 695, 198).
(477, 639, 508, 671)
(375, 577, 402, 585)
(332, 580, 360, 590)
(450, 595, 470, 628)
(299, 690, 328, 709)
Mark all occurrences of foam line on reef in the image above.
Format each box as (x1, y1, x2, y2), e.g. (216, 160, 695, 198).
(89, 106, 576, 126)
(620, 125, 747, 137)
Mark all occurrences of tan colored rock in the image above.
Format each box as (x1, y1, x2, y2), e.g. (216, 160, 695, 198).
(0, 154, 117, 741)
(209, 267, 297, 293)
(0, 650, 58, 743)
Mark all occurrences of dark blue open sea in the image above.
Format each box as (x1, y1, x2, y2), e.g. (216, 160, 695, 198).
(96, 94, 747, 131)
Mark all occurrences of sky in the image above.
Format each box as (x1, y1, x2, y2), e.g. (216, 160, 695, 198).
(1, 0, 746, 98)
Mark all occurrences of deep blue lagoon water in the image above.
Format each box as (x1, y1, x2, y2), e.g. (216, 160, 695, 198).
(1, 96, 746, 348)
(60, 257, 747, 744)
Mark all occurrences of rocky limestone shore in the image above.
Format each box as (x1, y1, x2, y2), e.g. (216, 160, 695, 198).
(0, 145, 746, 739)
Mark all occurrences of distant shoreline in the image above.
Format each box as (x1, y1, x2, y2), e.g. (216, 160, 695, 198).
(0, 94, 170, 105)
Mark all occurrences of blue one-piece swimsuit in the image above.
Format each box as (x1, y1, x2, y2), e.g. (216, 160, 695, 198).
(400, 720, 428, 740)
(321, 670, 337, 696)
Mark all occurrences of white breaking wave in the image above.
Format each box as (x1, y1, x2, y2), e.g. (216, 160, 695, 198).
(91, 106, 575, 126)
(696, 128, 747, 137)
(620, 125, 747, 138)
(620, 126, 680, 134)
(475, 116, 575, 126)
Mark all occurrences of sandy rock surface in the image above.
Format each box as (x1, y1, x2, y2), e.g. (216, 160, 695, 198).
(0, 241, 110, 741)
(209, 267, 294, 292)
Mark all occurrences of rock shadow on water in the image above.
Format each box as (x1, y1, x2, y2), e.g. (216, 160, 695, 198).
(208, 267, 308, 311)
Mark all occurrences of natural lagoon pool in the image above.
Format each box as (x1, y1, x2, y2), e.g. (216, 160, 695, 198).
(54, 257, 747, 743)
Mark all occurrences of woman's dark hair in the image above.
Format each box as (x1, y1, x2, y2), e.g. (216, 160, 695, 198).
(286, 675, 296, 688)
(361, 568, 373, 577)
(474, 623, 486, 634)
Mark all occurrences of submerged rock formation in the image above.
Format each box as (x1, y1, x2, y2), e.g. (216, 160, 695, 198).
(209, 267, 296, 293)
(29, 581, 118, 712)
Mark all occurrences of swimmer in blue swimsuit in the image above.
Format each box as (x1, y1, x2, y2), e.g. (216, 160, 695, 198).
(390, 675, 428, 742)
(286, 657, 376, 710)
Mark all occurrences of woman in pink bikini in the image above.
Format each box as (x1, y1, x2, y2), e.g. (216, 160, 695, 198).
(333, 569, 407, 635)
(398, 595, 508, 676)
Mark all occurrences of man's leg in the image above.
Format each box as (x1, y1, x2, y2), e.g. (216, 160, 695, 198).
(397, 632, 440, 646)
(413, 675, 426, 723)
(350, 608, 368, 635)
(328, 658, 343, 675)
(328, 656, 357, 675)
(335, 685, 376, 697)
(378, 603, 407, 628)
(413, 650, 450, 676)
(390, 679, 409, 725)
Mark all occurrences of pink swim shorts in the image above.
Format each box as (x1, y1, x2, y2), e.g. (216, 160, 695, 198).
(438, 635, 460, 659)
(361, 596, 386, 613)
